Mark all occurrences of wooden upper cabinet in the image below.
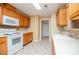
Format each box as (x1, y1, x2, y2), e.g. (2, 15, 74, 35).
(0, 6, 3, 25)
(3, 3, 30, 28)
(0, 37, 7, 55)
(0, 3, 30, 28)
(3, 7, 14, 17)
(3, 3, 20, 19)
(20, 15, 26, 28)
(3, 7, 20, 19)
(25, 17, 30, 27)
(20, 15, 30, 28)
(68, 3, 79, 19)
(56, 6, 67, 26)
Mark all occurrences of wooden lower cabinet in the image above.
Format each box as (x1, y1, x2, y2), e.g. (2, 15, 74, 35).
(23, 32, 33, 46)
(0, 37, 7, 55)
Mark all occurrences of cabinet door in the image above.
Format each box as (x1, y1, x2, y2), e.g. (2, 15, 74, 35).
(0, 37, 7, 55)
(0, 6, 2, 25)
(16, 13, 20, 20)
(23, 17, 27, 27)
(20, 15, 25, 27)
(3, 7, 13, 17)
(28, 33, 33, 42)
(3, 7, 20, 19)
(69, 3, 79, 19)
(26, 18, 30, 28)
(23, 34, 29, 45)
(23, 32, 33, 46)
(24, 17, 30, 28)
(56, 7, 67, 26)
(20, 15, 30, 28)
(59, 8, 67, 25)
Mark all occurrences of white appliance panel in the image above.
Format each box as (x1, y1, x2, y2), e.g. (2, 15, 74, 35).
(3, 15, 19, 26)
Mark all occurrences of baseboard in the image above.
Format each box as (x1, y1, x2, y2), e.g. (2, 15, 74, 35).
(33, 39, 38, 42)
(23, 40, 32, 46)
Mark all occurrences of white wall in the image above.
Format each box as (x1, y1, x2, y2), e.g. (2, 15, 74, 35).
(42, 23, 49, 36)
(17, 16, 39, 42)
(50, 13, 59, 36)
(30, 16, 39, 41)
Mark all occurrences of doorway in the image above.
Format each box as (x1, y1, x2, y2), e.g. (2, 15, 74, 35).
(41, 20, 49, 40)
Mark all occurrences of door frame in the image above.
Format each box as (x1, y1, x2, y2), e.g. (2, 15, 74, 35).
(40, 18, 51, 41)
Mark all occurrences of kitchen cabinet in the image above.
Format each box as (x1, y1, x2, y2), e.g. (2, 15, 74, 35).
(0, 3, 30, 28)
(0, 4, 20, 26)
(3, 7, 20, 19)
(23, 32, 33, 46)
(56, 6, 67, 26)
(2, 3, 20, 19)
(20, 15, 30, 28)
(25, 17, 30, 28)
(0, 37, 7, 55)
(0, 6, 2, 25)
(3, 3, 30, 28)
(68, 3, 79, 19)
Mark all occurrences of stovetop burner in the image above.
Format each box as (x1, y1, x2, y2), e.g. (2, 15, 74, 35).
(4, 34, 12, 35)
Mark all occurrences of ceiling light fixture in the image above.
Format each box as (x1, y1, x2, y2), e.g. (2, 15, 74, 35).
(32, 3, 41, 10)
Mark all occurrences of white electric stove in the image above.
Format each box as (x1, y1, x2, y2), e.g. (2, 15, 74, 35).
(0, 29, 23, 55)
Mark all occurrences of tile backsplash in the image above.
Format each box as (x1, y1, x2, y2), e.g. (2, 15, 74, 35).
(61, 29, 79, 39)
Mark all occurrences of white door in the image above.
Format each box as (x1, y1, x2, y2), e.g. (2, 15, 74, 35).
(42, 21, 49, 37)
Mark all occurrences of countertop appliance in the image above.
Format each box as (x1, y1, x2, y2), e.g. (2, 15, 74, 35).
(0, 29, 23, 55)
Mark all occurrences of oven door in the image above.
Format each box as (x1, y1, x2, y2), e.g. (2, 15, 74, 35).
(7, 35, 23, 54)
(12, 37, 21, 45)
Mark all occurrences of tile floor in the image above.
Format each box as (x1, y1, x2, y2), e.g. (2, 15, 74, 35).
(14, 36, 52, 55)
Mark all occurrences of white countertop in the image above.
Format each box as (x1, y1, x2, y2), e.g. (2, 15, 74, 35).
(52, 34, 79, 55)
(0, 35, 7, 37)
(0, 31, 32, 37)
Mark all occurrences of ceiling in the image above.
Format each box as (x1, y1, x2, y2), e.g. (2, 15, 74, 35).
(10, 3, 65, 16)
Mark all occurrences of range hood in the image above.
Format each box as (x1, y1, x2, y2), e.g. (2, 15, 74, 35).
(3, 15, 19, 26)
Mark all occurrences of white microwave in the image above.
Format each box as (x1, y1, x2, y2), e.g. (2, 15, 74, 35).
(3, 15, 19, 26)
